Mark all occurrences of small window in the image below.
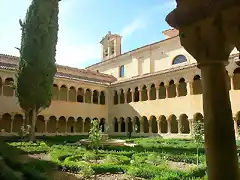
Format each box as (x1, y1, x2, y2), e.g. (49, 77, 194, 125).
(119, 65, 124, 78)
(104, 49, 108, 57)
(172, 55, 187, 65)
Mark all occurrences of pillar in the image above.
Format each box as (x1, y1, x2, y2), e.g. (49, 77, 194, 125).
(175, 82, 179, 97)
(66, 89, 69, 102)
(98, 95, 101, 104)
(157, 121, 161, 134)
(230, 74, 235, 91)
(177, 119, 181, 134)
(131, 89, 134, 102)
(167, 120, 171, 134)
(186, 81, 192, 95)
(140, 121, 144, 133)
(124, 90, 128, 103)
(118, 122, 121, 133)
(156, 87, 160, 99)
(147, 87, 151, 100)
(65, 120, 67, 134)
(166, 5, 239, 179)
(10, 118, 13, 133)
(139, 90, 142, 101)
(44, 121, 47, 133)
(165, 84, 169, 98)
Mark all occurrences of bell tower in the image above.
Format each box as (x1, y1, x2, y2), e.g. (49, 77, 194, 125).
(100, 31, 122, 61)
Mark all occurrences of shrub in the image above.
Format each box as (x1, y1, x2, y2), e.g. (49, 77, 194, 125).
(105, 154, 119, 164)
(82, 152, 96, 162)
(79, 165, 94, 178)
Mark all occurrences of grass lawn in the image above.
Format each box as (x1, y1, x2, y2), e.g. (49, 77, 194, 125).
(1, 135, 239, 180)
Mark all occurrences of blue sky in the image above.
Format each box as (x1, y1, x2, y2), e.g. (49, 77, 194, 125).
(0, 0, 176, 68)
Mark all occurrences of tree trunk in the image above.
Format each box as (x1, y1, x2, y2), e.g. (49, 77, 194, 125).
(30, 105, 37, 141)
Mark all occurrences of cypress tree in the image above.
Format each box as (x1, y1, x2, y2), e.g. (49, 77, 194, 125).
(16, 0, 60, 140)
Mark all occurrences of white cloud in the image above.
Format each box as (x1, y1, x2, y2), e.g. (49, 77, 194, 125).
(120, 18, 145, 39)
(56, 42, 100, 68)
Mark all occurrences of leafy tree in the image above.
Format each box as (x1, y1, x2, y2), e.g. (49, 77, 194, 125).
(88, 119, 103, 163)
(16, 0, 60, 141)
(193, 119, 204, 165)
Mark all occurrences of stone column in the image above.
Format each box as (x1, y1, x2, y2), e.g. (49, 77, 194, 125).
(10, 118, 13, 133)
(131, 89, 134, 102)
(167, 120, 171, 134)
(186, 81, 192, 95)
(124, 90, 128, 103)
(166, 5, 239, 179)
(45, 121, 48, 134)
(98, 95, 101, 104)
(66, 89, 69, 102)
(156, 87, 160, 99)
(175, 82, 179, 97)
(139, 90, 142, 101)
(189, 119, 193, 136)
(147, 87, 151, 100)
(230, 74, 235, 91)
(118, 90, 121, 104)
(118, 122, 121, 133)
(157, 121, 161, 134)
(65, 120, 68, 134)
(165, 84, 169, 98)
(177, 119, 181, 134)
(140, 122, 144, 133)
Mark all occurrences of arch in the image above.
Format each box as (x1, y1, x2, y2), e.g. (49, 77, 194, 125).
(178, 78, 187, 96)
(47, 116, 57, 133)
(233, 68, 240, 90)
(120, 117, 125, 132)
(141, 116, 149, 133)
(100, 91, 105, 105)
(52, 84, 59, 100)
(67, 117, 75, 133)
(126, 117, 133, 133)
(0, 77, 2, 96)
(76, 117, 83, 133)
(93, 90, 99, 104)
(69, 87, 76, 102)
(113, 118, 118, 132)
(126, 88, 132, 103)
(133, 116, 140, 133)
(84, 117, 91, 132)
(12, 114, 23, 133)
(99, 118, 105, 132)
(119, 89, 125, 104)
(159, 115, 167, 133)
(150, 84, 156, 100)
(58, 116, 66, 133)
(168, 80, 176, 98)
(3, 78, 14, 96)
(77, 88, 84, 103)
(113, 90, 118, 105)
(179, 114, 190, 134)
(59, 85, 68, 101)
(192, 75, 202, 95)
(193, 113, 204, 122)
(159, 82, 166, 99)
(36, 115, 45, 133)
(85, 89, 92, 103)
(150, 116, 158, 133)
(134, 87, 139, 102)
(2, 113, 12, 132)
(172, 55, 187, 65)
(141, 85, 148, 101)
(168, 115, 178, 133)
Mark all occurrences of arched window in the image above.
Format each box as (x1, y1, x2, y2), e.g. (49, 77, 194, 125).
(172, 55, 187, 65)
(100, 91, 105, 105)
